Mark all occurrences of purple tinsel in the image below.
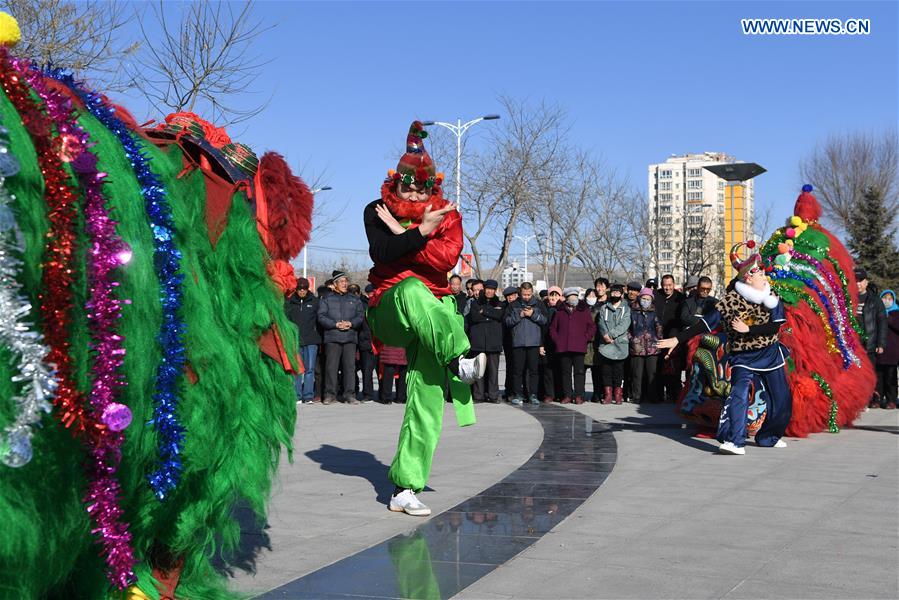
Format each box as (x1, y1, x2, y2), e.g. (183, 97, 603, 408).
(15, 59, 137, 589)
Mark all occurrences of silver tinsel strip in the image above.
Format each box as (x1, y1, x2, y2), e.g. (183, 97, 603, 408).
(0, 126, 57, 468)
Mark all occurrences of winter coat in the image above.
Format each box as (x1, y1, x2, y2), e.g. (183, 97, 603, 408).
(857, 289, 888, 353)
(379, 344, 407, 366)
(317, 291, 364, 344)
(654, 290, 684, 337)
(596, 300, 631, 361)
(679, 293, 719, 329)
(879, 290, 899, 365)
(584, 303, 602, 366)
(467, 293, 505, 353)
(629, 302, 663, 356)
(543, 302, 559, 353)
(452, 291, 468, 315)
(358, 295, 373, 352)
(285, 292, 322, 346)
(549, 301, 597, 354)
(504, 296, 548, 348)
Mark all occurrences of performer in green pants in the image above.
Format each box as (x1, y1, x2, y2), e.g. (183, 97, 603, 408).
(365, 121, 485, 516)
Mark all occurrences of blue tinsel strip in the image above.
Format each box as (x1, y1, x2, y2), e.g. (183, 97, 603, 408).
(46, 68, 187, 501)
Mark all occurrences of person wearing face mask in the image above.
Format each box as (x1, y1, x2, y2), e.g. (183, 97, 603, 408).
(629, 288, 663, 404)
(540, 286, 564, 402)
(583, 289, 602, 401)
(596, 283, 631, 404)
(364, 121, 486, 516)
(549, 288, 597, 404)
(876, 290, 898, 409)
(659, 241, 793, 455)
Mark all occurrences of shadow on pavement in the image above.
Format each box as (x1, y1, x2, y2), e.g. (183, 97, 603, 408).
(305, 444, 433, 505)
(213, 499, 272, 577)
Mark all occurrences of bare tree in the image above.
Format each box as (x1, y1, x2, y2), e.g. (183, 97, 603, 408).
(131, 0, 272, 125)
(463, 96, 569, 278)
(799, 129, 898, 234)
(4, 0, 138, 89)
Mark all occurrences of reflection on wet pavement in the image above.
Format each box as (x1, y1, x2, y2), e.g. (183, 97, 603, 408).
(257, 404, 617, 599)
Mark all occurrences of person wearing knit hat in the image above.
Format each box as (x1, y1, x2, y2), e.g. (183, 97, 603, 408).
(659, 239, 793, 455)
(364, 120, 485, 517)
(550, 287, 596, 404)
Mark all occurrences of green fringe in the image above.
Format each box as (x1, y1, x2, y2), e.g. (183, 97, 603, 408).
(0, 82, 297, 599)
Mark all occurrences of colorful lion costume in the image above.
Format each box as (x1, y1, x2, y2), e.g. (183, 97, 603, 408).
(678, 185, 875, 437)
(0, 17, 313, 599)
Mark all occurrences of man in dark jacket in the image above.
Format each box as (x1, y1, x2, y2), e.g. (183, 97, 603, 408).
(501, 286, 519, 400)
(317, 270, 365, 404)
(467, 279, 505, 403)
(504, 282, 547, 405)
(679, 275, 718, 328)
(855, 268, 888, 407)
(654, 274, 685, 402)
(285, 277, 321, 403)
(449, 274, 467, 314)
(355, 284, 376, 403)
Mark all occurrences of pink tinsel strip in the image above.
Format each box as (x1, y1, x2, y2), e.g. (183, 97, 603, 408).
(13, 59, 137, 590)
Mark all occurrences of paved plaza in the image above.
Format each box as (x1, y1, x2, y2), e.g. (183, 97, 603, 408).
(226, 394, 898, 599)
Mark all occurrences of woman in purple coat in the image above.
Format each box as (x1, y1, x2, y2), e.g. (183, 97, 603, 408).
(549, 288, 598, 404)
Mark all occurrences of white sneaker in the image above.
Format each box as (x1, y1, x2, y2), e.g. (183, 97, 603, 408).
(456, 353, 487, 384)
(389, 489, 431, 516)
(718, 441, 745, 455)
(773, 439, 787, 448)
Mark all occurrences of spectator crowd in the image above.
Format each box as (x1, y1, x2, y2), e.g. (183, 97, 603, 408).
(284, 268, 898, 410)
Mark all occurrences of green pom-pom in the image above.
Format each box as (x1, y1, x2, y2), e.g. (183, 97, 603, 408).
(419, 130, 428, 139)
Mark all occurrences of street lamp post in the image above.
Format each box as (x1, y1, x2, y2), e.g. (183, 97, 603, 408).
(303, 186, 332, 279)
(420, 115, 500, 208)
(514, 234, 536, 278)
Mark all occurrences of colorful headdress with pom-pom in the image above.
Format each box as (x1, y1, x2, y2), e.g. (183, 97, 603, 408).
(387, 121, 443, 194)
(730, 240, 763, 281)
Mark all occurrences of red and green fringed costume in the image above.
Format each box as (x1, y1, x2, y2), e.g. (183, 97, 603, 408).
(0, 22, 313, 599)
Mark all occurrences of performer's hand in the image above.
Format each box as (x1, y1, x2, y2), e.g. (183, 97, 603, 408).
(732, 318, 749, 333)
(657, 337, 678, 358)
(376, 203, 406, 235)
(419, 203, 457, 237)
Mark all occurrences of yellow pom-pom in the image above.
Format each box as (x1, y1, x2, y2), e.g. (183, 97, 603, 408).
(790, 215, 802, 227)
(387, 169, 395, 177)
(786, 240, 794, 247)
(0, 12, 21, 47)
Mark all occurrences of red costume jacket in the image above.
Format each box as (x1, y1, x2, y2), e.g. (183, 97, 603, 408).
(364, 198, 463, 306)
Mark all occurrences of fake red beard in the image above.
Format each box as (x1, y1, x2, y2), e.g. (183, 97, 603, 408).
(380, 182, 448, 223)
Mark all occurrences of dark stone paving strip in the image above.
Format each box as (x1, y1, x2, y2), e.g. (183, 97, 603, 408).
(256, 404, 617, 599)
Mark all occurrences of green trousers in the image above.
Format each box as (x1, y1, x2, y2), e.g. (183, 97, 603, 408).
(367, 277, 475, 491)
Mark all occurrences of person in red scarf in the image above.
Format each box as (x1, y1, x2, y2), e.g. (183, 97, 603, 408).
(365, 121, 485, 516)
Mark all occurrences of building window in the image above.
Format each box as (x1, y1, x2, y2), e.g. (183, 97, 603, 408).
(718, 180, 725, 189)
(687, 180, 703, 189)
(687, 168, 703, 177)
(659, 205, 672, 213)
(659, 181, 672, 191)
(718, 204, 725, 213)
(661, 241, 672, 250)
(659, 169, 672, 179)
(688, 204, 704, 213)
(718, 192, 724, 202)
(659, 193, 672, 202)
(687, 215, 703, 225)
(661, 252, 673, 260)
(660, 216, 673, 225)
(687, 191, 703, 201)
(661, 263, 672, 272)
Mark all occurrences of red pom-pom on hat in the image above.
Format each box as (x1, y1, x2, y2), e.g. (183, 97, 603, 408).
(747, 240, 756, 249)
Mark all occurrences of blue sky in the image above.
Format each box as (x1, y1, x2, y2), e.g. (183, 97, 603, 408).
(115, 1, 898, 268)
